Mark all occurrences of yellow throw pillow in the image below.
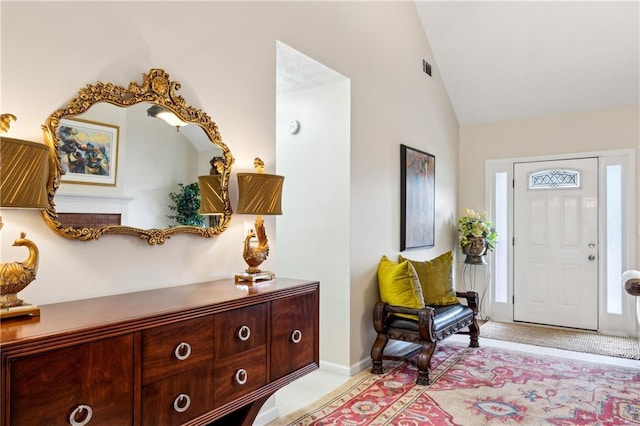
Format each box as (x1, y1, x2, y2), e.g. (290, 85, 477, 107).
(377, 256, 425, 317)
(399, 251, 458, 306)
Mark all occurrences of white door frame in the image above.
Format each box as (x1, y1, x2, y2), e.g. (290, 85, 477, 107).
(485, 149, 636, 336)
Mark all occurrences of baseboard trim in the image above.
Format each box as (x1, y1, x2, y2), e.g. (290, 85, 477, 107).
(350, 340, 415, 375)
(319, 359, 351, 376)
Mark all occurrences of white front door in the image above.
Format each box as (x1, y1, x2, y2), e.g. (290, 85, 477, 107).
(513, 158, 598, 330)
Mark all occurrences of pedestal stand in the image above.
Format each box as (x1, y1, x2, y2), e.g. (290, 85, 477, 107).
(461, 262, 490, 321)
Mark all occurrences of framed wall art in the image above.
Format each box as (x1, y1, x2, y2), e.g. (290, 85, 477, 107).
(56, 118, 119, 186)
(400, 144, 435, 250)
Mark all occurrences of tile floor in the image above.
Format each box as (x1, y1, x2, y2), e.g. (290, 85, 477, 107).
(266, 334, 640, 424)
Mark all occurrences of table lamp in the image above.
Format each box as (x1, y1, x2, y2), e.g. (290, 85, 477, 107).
(198, 174, 225, 216)
(199, 158, 283, 285)
(0, 121, 51, 318)
(235, 158, 284, 284)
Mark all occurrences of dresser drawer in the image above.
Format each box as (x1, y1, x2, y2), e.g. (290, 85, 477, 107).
(142, 316, 214, 384)
(213, 346, 266, 407)
(141, 363, 214, 426)
(213, 303, 267, 360)
(10, 335, 134, 426)
(271, 292, 317, 381)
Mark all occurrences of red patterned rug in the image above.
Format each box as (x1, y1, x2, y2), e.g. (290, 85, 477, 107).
(272, 341, 640, 425)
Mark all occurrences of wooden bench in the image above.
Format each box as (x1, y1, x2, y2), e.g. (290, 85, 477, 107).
(370, 290, 480, 385)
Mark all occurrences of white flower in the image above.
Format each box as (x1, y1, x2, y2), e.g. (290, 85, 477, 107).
(457, 209, 498, 252)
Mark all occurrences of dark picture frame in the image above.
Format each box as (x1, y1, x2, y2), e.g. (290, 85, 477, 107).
(400, 144, 435, 250)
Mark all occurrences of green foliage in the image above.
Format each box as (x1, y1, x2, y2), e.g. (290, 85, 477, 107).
(457, 208, 498, 252)
(168, 182, 205, 227)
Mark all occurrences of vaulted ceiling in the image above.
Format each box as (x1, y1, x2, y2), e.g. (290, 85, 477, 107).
(415, 1, 639, 126)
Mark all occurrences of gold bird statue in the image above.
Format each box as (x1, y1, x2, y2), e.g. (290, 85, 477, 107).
(242, 216, 269, 274)
(0, 232, 39, 308)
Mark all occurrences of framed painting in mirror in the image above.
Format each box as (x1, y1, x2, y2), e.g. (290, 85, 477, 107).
(57, 118, 119, 186)
(400, 144, 435, 250)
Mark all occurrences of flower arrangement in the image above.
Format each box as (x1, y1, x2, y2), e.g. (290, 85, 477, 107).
(457, 208, 498, 252)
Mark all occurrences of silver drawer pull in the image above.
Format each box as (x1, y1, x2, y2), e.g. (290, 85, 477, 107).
(173, 393, 191, 413)
(237, 325, 251, 342)
(234, 368, 248, 385)
(174, 342, 192, 361)
(68, 404, 93, 426)
(291, 329, 302, 344)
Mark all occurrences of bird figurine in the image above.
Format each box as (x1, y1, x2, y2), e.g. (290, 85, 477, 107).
(0, 232, 39, 308)
(242, 217, 269, 274)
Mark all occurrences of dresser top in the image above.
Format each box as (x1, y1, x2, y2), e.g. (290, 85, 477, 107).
(0, 278, 318, 348)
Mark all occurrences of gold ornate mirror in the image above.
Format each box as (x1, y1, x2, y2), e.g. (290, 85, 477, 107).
(41, 68, 234, 244)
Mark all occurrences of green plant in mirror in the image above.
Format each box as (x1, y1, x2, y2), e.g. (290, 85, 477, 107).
(168, 183, 205, 227)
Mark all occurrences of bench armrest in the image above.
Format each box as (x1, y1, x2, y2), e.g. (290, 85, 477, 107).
(373, 302, 436, 341)
(455, 290, 479, 314)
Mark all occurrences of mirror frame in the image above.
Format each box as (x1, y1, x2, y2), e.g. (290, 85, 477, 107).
(41, 68, 234, 245)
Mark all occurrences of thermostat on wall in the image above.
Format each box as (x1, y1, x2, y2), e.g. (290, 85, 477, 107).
(288, 120, 300, 134)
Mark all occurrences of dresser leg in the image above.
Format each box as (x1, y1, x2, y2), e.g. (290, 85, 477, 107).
(207, 394, 273, 426)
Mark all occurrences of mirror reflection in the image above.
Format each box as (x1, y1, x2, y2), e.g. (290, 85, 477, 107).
(42, 68, 234, 244)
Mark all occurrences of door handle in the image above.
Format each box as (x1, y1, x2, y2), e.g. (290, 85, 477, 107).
(588, 255, 596, 261)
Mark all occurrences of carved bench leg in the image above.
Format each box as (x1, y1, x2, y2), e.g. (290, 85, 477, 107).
(468, 318, 480, 348)
(370, 333, 388, 375)
(415, 341, 435, 386)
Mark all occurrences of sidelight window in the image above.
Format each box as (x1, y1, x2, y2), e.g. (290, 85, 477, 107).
(606, 165, 622, 314)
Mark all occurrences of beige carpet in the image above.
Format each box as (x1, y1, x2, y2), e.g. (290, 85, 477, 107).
(480, 321, 640, 360)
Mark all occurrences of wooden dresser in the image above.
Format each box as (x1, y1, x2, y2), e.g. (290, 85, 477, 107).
(0, 278, 319, 426)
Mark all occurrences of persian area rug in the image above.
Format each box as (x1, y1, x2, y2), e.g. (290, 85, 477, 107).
(480, 321, 640, 360)
(270, 341, 640, 425)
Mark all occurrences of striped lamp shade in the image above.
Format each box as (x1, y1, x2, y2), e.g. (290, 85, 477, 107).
(0, 137, 50, 209)
(198, 174, 224, 215)
(236, 172, 284, 215)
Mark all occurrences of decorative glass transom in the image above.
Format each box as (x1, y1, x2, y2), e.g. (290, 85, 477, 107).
(528, 169, 581, 189)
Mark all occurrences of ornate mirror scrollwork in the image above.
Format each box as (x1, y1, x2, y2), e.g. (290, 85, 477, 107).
(42, 68, 234, 245)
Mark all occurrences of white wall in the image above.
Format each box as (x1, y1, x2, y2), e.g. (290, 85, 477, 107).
(347, 8, 460, 367)
(459, 105, 640, 262)
(276, 79, 351, 371)
(122, 103, 199, 229)
(1, 1, 459, 374)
